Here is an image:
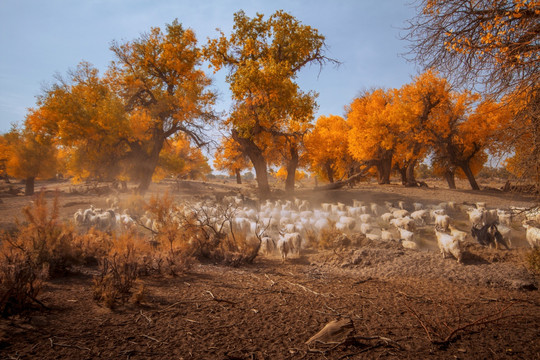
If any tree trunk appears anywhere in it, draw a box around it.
[235,169,242,184]
[134,137,165,194]
[25,177,35,196]
[444,170,456,189]
[376,151,393,185]
[397,166,407,185]
[460,162,480,190]
[250,153,270,197]
[324,163,334,184]
[285,146,299,193]
[405,159,418,186]
[232,131,270,197]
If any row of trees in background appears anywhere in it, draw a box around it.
[1,2,538,196]
[215,70,521,191]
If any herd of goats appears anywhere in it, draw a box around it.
[72,195,540,263]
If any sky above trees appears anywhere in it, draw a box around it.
[0,0,418,133]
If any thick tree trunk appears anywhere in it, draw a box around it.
[376,152,393,185]
[250,153,270,197]
[460,162,480,190]
[25,177,35,196]
[324,163,334,183]
[134,137,165,194]
[405,159,418,186]
[444,171,456,189]
[232,130,270,197]
[235,169,242,184]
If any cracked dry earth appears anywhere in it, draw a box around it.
[0,179,539,359]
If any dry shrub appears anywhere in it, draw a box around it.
[183,201,262,266]
[92,232,151,308]
[142,193,261,268]
[145,193,195,275]
[218,231,261,266]
[0,248,48,317]
[11,192,80,277]
[304,228,319,248]
[317,226,344,249]
[0,192,80,317]
[526,247,540,274]
[73,228,115,266]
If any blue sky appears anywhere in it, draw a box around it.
[0,0,420,134]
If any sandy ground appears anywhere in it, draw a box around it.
[0,178,539,359]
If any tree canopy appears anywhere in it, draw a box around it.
[205,10,337,196]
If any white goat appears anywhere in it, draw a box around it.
[522,222,540,248]
[435,228,462,263]
[434,214,451,231]
[448,225,468,242]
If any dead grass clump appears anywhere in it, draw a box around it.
[525,247,540,274]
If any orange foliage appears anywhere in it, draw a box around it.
[304,115,352,183]
[156,134,211,181]
[1,126,58,180]
[213,137,251,176]
[205,10,335,194]
[347,89,398,162]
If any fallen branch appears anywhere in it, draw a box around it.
[205,290,237,305]
[141,334,160,343]
[49,338,91,351]
[435,302,516,345]
[404,300,518,346]
[313,167,371,191]
[286,280,327,297]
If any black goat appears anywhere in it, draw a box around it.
[471,222,509,249]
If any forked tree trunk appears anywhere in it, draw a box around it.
[460,162,480,190]
[444,170,456,189]
[25,176,35,196]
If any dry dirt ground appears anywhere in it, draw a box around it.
[0,178,539,359]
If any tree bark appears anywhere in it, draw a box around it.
[324,163,334,183]
[232,130,270,197]
[405,159,418,186]
[444,170,456,189]
[460,162,480,190]
[25,177,35,196]
[396,166,407,185]
[235,169,242,184]
[133,136,165,193]
[376,151,393,185]
[285,146,299,193]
